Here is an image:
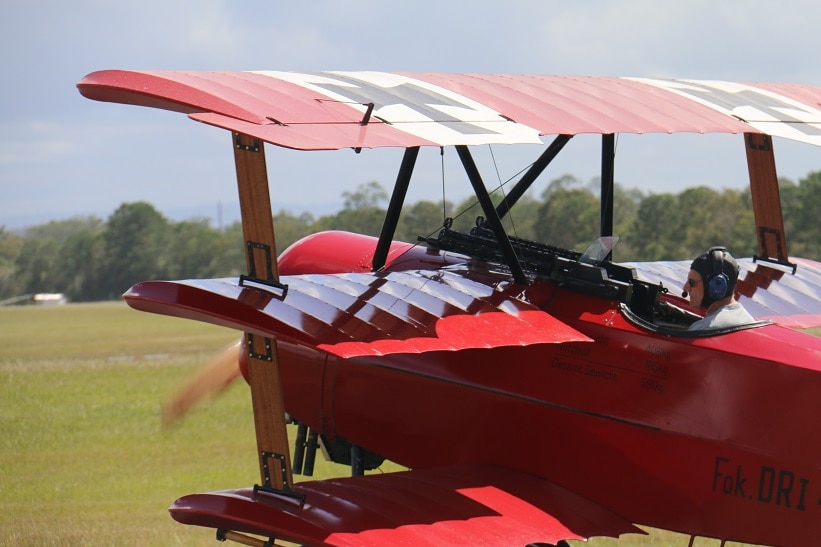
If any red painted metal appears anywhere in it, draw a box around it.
[280,230,821,330]
[124,231,821,546]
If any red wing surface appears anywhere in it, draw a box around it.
[78,71,821,150]
[170,465,642,546]
[124,269,591,358]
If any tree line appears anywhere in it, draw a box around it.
[2,171,820,304]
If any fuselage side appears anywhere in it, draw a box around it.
[278,231,821,546]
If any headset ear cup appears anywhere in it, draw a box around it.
[708,273,728,300]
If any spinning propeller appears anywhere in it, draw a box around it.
[162,338,244,429]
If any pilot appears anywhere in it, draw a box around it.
[683,246,754,330]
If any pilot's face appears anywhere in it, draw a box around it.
[684,270,704,309]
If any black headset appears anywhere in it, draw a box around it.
[706,246,729,301]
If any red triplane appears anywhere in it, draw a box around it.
[79,71,821,546]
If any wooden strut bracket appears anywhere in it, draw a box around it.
[239,240,288,296]
[232,132,295,495]
[216,529,285,547]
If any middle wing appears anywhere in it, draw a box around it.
[124,268,591,358]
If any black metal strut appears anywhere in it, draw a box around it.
[456,145,528,285]
[600,133,615,260]
[373,146,419,271]
[600,134,615,237]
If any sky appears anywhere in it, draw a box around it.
[3,0,821,230]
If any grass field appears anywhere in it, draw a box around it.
[0,302,770,546]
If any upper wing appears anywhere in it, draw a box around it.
[169,464,643,546]
[630,257,821,329]
[124,268,591,359]
[77,71,821,150]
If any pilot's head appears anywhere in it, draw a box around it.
[684,247,740,310]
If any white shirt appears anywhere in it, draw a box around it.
[689,302,755,331]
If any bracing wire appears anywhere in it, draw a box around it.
[388,145,538,264]
[448,149,534,227]
[487,145,518,239]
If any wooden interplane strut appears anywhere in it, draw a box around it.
[744,133,792,268]
[232,132,294,492]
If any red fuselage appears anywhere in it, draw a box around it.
[277,231,821,546]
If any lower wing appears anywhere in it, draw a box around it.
[170,464,643,546]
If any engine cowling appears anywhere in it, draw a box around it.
[278,230,460,276]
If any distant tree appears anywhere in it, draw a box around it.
[789,171,821,258]
[7,167,820,305]
[630,186,755,261]
[12,238,60,296]
[163,218,223,279]
[778,176,801,249]
[446,195,485,233]
[23,217,102,242]
[445,190,520,235]
[53,224,105,301]
[396,200,452,242]
[499,194,541,242]
[629,193,682,260]
[314,181,388,237]
[216,221,246,275]
[9,217,103,300]
[534,175,599,251]
[678,186,755,259]
[342,180,388,210]
[612,185,644,260]
[712,188,756,257]
[99,202,169,300]
[272,210,315,252]
[0,227,25,298]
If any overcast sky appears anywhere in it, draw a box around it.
[3,1,821,230]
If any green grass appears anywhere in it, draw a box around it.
[0,302,771,546]
[1,302,253,545]
[0,302,391,546]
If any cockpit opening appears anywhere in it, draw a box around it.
[419,221,769,337]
